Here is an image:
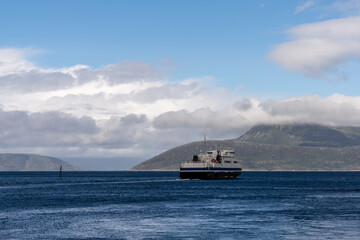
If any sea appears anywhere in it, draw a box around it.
[0,171,359,240]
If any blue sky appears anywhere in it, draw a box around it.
[1,0,360,169]
[2,0,358,96]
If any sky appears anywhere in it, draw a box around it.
[1,0,360,170]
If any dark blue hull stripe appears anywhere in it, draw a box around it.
[180,168,242,171]
[179,171,242,179]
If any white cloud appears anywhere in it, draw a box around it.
[2,93,360,162]
[2,48,360,167]
[268,16,360,79]
[0,48,39,76]
[0,109,98,148]
[259,94,360,126]
[0,70,75,92]
[132,82,198,103]
[73,61,167,85]
[295,1,314,14]
[328,0,360,16]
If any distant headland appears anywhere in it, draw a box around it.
[0,154,80,171]
[131,124,360,171]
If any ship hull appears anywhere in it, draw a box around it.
[179,168,242,180]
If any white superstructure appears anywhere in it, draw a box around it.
[179,149,242,179]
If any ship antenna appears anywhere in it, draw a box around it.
[204,134,207,148]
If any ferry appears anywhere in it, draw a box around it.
[179,149,242,180]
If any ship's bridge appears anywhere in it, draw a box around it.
[204,150,235,157]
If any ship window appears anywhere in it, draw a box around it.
[225,160,231,163]
[233,161,238,163]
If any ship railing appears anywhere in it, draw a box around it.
[181,161,207,166]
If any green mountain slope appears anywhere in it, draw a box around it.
[0,154,80,171]
[238,124,360,147]
[131,125,360,171]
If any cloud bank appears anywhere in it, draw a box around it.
[1,48,360,167]
[268,16,360,79]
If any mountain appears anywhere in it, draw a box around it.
[131,124,360,171]
[239,124,360,147]
[0,154,80,171]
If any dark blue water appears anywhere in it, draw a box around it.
[0,171,359,239]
